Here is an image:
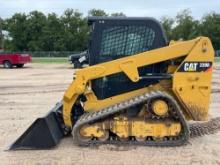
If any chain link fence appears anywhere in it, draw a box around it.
[0,51,80,57]
[2,50,220,58]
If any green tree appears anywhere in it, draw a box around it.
[41,13,64,51]
[200,12,220,50]
[172,9,200,40]
[26,11,47,51]
[4,13,28,51]
[160,16,174,41]
[88,9,108,16]
[61,9,89,51]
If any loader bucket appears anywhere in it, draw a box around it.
[8,102,65,150]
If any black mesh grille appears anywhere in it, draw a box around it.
[100,26,155,58]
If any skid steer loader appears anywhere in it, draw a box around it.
[9,17,215,150]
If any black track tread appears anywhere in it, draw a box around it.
[189,117,220,138]
[72,90,190,147]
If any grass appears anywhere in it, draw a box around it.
[215,57,220,63]
[32,57,220,64]
[32,57,68,64]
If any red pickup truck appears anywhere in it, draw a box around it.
[0,53,32,68]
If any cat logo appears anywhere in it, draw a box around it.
[184,62,198,72]
[178,61,212,72]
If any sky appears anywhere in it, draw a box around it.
[0,0,219,19]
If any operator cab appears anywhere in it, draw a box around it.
[88,17,167,65]
[87,17,168,99]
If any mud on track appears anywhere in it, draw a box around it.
[0,63,220,165]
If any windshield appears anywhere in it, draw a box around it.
[100,25,155,58]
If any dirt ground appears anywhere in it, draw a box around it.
[0,63,220,165]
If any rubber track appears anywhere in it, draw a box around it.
[189,117,220,138]
[72,90,190,147]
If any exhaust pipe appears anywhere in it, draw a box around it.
[8,102,66,150]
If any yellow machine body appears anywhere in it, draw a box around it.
[63,37,214,129]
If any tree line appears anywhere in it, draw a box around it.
[0,9,220,52]
[161,9,220,51]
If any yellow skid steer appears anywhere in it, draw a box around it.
[9,17,215,149]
